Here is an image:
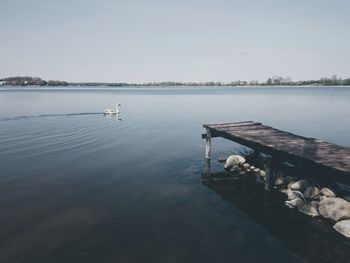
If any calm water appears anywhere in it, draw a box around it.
[1,86,350,263]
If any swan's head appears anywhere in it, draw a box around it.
[116,103,121,107]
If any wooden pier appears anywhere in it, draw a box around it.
[202,121,350,186]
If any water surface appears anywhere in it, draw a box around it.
[1,86,350,263]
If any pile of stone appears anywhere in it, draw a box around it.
[275,176,350,238]
[224,154,266,177]
[222,154,350,239]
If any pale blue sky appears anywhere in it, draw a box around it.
[0,0,349,82]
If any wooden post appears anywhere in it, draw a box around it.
[264,157,275,191]
[205,128,211,159]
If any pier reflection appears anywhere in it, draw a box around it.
[201,159,350,263]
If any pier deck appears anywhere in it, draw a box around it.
[203,121,350,183]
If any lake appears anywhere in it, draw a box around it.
[1,86,350,263]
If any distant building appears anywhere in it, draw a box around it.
[0,81,5,86]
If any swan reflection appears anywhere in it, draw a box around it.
[103,113,122,121]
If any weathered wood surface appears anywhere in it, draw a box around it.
[203,121,350,179]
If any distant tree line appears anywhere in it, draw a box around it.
[262,75,350,86]
[1,75,350,87]
[0,76,68,86]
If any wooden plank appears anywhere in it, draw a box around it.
[202,133,220,139]
[207,123,262,129]
[203,120,254,128]
[204,121,261,129]
[218,125,276,134]
[219,124,311,141]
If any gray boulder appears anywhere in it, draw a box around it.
[290,179,309,191]
[320,195,328,201]
[284,189,305,201]
[287,181,296,189]
[259,170,266,177]
[321,187,336,197]
[298,203,319,217]
[224,154,246,169]
[304,186,320,200]
[218,157,227,163]
[318,197,350,221]
[333,220,350,238]
[274,178,285,187]
[310,200,320,209]
[285,197,303,208]
[230,167,240,172]
[243,163,250,169]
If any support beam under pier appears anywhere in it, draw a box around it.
[205,128,211,159]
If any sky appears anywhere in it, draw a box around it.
[0,0,349,83]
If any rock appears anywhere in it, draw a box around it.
[321,188,336,197]
[254,168,260,173]
[287,181,296,189]
[224,155,246,169]
[274,177,285,185]
[304,186,320,200]
[320,196,328,201]
[218,157,227,163]
[298,203,319,217]
[333,220,350,238]
[290,179,309,191]
[285,197,303,208]
[250,166,255,170]
[285,189,305,201]
[243,163,250,169]
[318,197,350,221]
[274,178,285,187]
[230,167,239,172]
[259,170,266,177]
[310,200,319,209]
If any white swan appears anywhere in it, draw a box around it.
[104,103,121,115]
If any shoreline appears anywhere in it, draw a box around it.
[1,85,350,89]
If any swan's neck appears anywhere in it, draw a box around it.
[115,104,120,114]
